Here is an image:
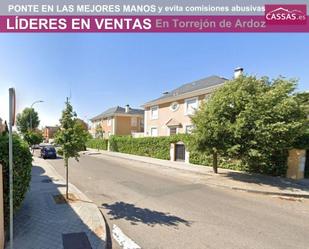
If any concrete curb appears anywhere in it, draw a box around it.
[86,148,309,199]
[206,183,309,199]
[33,157,107,249]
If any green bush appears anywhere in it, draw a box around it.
[190,148,288,175]
[86,138,109,151]
[0,134,32,230]
[293,127,309,150]
[57,147,63,156]
[109,135,190,160]
[189,151,212,165]
[109,135,287,174]
[23,130,43,147]
[189,150,245,171]
[109,135,244,171]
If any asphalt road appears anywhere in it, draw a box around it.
[45,153,309,249]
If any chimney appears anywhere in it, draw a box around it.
[125,104,130,113]
[234,67,244,78]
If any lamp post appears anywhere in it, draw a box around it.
[30,100,43,130]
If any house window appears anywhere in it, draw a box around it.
[185,125,194,134]
[140,119,144,132]
[131,117,137,127]
[150,106,159,119]
[185,97,198,115]
[150,127,158,137]
[170,102,179,112]
[169,127,177,135]
[107,118,112,126]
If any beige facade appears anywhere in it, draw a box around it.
[91,106,144,139]
[43,126,59,142]
[142,71,247,137]
[115,116,143,135]
[142,79,226,137]
[91,118,112,139]
[144,94,209,136]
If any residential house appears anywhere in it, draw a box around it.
[43,126,59,142]
[142,68,243,137]
[90,105,144,139]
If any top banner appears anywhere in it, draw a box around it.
[0,0,308,32]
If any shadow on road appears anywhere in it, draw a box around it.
[101,201,191,227]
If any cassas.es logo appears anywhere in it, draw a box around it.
[265,5,307,25]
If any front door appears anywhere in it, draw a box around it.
[175,144,185,161]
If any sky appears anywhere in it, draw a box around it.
[0,33,308,127]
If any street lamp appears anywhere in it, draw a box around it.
[30,100,44,130]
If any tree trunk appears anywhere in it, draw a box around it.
[65,157,69,199]
[212,151,218,174]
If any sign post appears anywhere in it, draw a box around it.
[8,88,15,249]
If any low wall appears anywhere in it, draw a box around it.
[287,149,306,179]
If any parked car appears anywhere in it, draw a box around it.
[41,145,57,159]
[39,143,49,148]
[31,144,41,149]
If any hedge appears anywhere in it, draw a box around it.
[108,135,247,171]
[86,135,293,175]
[109,135,189,160]
[0,134,32,230]
[86,138,108,151]
[189,150,245,171]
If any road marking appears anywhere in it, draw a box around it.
[112,224,141,249]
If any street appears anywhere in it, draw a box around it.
[47,153,309,249]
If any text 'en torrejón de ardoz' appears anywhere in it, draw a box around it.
[0,4,308,32]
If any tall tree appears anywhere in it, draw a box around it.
[16,107,40,133]
[1,121,9,135]
[293,91,309,150]
[190,92,233,173]
[295,91,309,115]
[55,99,90,198]
[191,76,307,175]
[76,118,89,131]
[24,131,44,153]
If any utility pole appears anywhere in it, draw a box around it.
[8,88,16,249]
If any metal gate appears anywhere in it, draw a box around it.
[175,144,185,161]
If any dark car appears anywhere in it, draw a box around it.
[31,144,41,150]
[41,145,57,159]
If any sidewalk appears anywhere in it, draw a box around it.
[7,157,106,249]
[87,149,309,199]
